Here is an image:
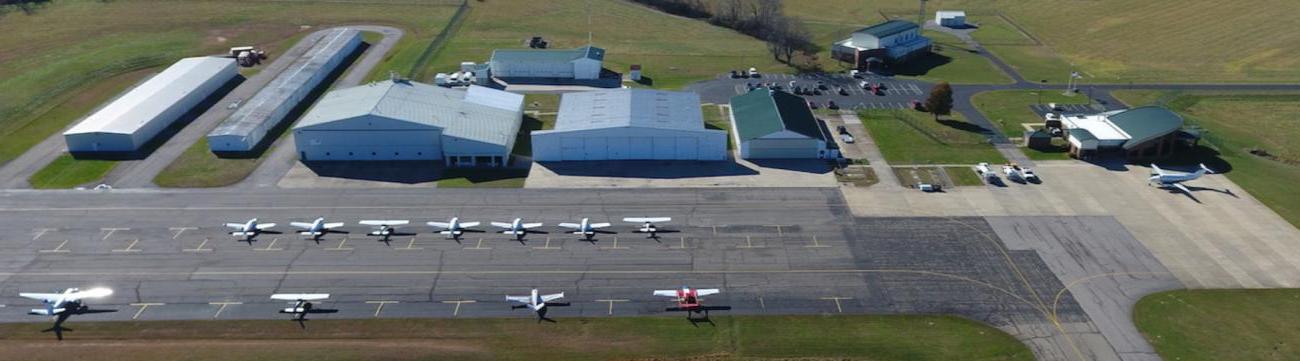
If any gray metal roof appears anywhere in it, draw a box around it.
[209,28,360,138]
[65,57,235,135]
[295,80,524,146]
[855,20,919,38]
[549,89,705,132]
[491,45,605,64]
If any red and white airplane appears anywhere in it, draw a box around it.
[653,286,720,317]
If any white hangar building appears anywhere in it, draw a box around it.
[488,45,604,80]
[292,79,524,167]
[64,56,237,153]
[531,89,727,162]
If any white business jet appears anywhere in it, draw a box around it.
[1150,163,1214,194]
[291,218,345,241]
[492,218,543,241]
[225,218,276,241]
[558,218,611,241]
[427,217,480,240]
[359,220,409,242]
[624,217,671,238]
[506,288,565,322]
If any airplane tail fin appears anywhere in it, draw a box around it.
[1200,163,1214,174]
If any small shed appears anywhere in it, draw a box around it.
[936,11,967,28]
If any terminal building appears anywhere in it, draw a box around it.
[207,28,361,153]
[64,57,237,153]
[531,89,727,162]
[292,79,524,167]
[1059,106,1185,160]
[831,20,931,70]
[729,89,834,159]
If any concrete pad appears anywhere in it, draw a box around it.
[524,159,836,188]
[277,162,438,188]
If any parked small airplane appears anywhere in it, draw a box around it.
[225,218,276,241]
[427,217,480,240]
[558,218,611,241]
[20,287,115,340]
[654,286,722,319]
[624,217,671,238]
[272,293,330,326]
[506,288,565,322]
[975,162,999,183]
[290,218,344,240]
[1150,163,1214,194]
[359,220,409,242]
[492,218,543,240]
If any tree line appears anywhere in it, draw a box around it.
[630,0,818,66]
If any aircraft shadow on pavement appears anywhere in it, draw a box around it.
[43,308,118,341]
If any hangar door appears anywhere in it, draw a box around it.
[747,138,819,159]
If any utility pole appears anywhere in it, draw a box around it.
[918,0,927,24]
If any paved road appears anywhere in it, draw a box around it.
[0,187,1171,361]
[103,26,404,189]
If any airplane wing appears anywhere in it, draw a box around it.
[322,222,345,229]
[29,308,63,316]
[270,293,329,301]
[652,290,679,297]
[695,289,721,297]
[360,220,408,226]
[1172,183,1192,194]
[624,217,671,223]
[459,222,480,228]
[255,223,277,230]
[541,292,565,302]
[557,223,580,229]
[290,222,314,229]
[590,223,611,229]
[18,293,61,302]
[68,288,113,300]
[505,295,530,303]
[490,222,513,229]
[427,222,450,228]
[521,223,543,229]
[1151,164,1168,176]
[224,223,246,229]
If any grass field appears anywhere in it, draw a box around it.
[426,0,787,90]
[945,166,986,186]
[858,109,1006,165]
[1112,90,1300,228]
[0,315,1031,361]
[784,0,1300,83]
[27,153,115,189]
[702,104,736,150]
[1134,289,1300,361]
[152,138,259,188]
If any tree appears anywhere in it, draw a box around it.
[925,82,954,120]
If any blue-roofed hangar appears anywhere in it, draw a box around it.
[530,89,727,162]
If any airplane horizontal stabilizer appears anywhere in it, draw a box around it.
[271,293,329,301]
[624,217,671,223]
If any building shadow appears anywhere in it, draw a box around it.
[537,160,761,179]
[936,118,990,135]
[888,52,953,77]
[745,159,834,173]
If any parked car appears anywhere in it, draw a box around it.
[850,69,863,79]
[859,81,870,89]
[748,67,760,78]
[808,100,819,109]
[827,100,839,109]
[836,125,849,134]
[730,70,741,78]
[840,133,855,143]
[816,81,828,90]
[812,89,823,96]
[838,87,849,96]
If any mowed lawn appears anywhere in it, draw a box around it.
[803,22,1011,85]
[858,109,1006,165]
[27,153,115,189]
[425,0,786,90]
[784,0,1300,83]
[1134,289,1300,361]
[0,315,1031,361]
[971,90,1093,160]
[153,138,258,188]
[1112,90,1300,228]
[0,0,457,166]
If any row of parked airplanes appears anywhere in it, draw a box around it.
[226,216,676,242]
[18,285,725,339]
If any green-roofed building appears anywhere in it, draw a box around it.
[831,20,931,70]
[489,45,605,80]
[1060,106,1184,160]
[729,89,833,159]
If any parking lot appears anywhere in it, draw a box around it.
[688,72,933,111]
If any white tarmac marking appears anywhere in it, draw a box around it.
[532,237,561,250]
[32,228,55,241]
[821,297,852,313]
[209,302,241,319]
[185,238,212,252]
[805,234,831,248]
[594,299,629,315]
[130,303,164,320]
[39,240,70,253]
[398,237,422,250]
[170,227,196,240]
[738,236,765,249]
[327,237,354,251]
[600,236,628,250]
[112,239,141,253]
[465,238,491,250]
[100,228,128,240]
[366,301,398,317]
[255,238,282,251]
[441,300,475,316]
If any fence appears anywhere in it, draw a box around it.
[406,0,470,81]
